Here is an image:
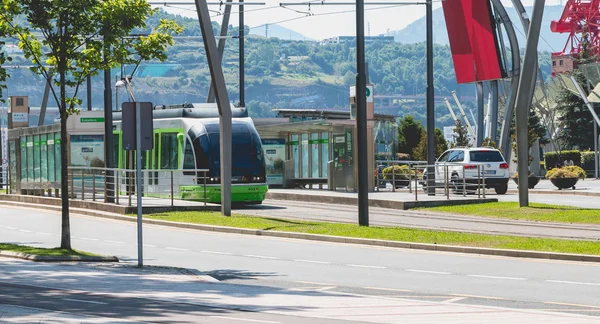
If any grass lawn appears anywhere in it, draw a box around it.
[418,202,600,224]
[0,243,99,257]
[139,211,600,256]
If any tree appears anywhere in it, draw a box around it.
[412,128,448,161]
[0,0,182,250]
[397,115,424,155]
[450,119,470,148]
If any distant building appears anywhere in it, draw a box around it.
[3,44,22,54]
[319,35,395,45]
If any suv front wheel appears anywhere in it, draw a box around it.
[494,183,508,195]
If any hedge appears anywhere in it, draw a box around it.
[544,150,581,169]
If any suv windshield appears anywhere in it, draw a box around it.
[469,150,504,162]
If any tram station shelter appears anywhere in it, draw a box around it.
[254,109,397,191]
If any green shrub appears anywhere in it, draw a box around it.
[382,165,415,180]
[546,165,586,179]
[544,150,581,168]
[581,151,596,172]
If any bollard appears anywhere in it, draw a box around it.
[482,165,486,198]
[128,170,132,207]
[462,167,466,197]
[445,166,449,200]
[414,166,419,201]
[171,170,174,207]
[408,164,412,194]
[477,165,481,199]
[392,165,396,192]
[92,174,96,202]
[81,169,85,200]
[203,170,207,206]
[116,170,119,205]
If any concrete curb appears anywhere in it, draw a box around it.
[3,201,600,264]
[507,188,600,197]
[265,192,498,209]
[0,250,119,262]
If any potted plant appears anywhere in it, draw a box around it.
[512,171,540,189]
[382,165,414,189]
[545,165,585,190]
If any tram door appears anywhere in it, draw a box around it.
[332,134,352,189]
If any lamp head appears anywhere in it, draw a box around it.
[115,79,126,88]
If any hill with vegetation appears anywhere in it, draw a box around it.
[2,10,552,129]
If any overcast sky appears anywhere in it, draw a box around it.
[154,1,564,40]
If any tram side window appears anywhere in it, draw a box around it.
[183,138,195,170]
[160,133,178,169]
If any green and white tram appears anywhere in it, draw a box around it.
[113,106,268,204]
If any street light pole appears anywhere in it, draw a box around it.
[356,0,369,226]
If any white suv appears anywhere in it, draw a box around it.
[421,147,510,194]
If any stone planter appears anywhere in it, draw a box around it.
[511,176,540,189]
[550,177,579,190]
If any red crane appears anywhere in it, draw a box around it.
[550,0,600,75]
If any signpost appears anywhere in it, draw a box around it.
[122,102,153,267]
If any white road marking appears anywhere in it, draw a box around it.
[467,274,527,281]
[63,298,107,305]
[451,293,506,300]
[363,287,413,293]
[36,232,53,236]
[143,244,157,248]
[244,255,278,260]
[347,264,387,269]
[405,269,451,275]
[294,281,334,286]
[545,301,600,309]
[201,250,233,255]
[546,280,600,286]
[293,259,331,264]
[443,297,468,303]
[104,240,125,244]
[78,237,98,241]
[17,229,32,233]
[5,227,16,230]
[209,316,279,323]
[165,247,189,251]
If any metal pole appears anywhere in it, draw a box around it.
[171,170,174,207]
[426,0,435,196]
[207,0,233,103]
[356,0,369,226]
[594,123,598,179]
[204,170,207,206]
[104,62,115,203]
[451,91,476,138]
[476,82,484,146]
[115,169,119,205]
[514,0,545,207]
[87,74,92,111]
[490,80,499,142]
[39,69,52,127]
[239,0,245,107]
[135,102,143,267]
[195,0,233,216]
[444,98,459,123]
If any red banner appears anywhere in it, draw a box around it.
[442,0,504,83]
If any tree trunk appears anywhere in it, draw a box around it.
[59,64,71,250]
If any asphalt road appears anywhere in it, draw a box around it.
[0,282,359,324]
[2,206,600,319]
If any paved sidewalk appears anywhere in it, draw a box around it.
[1,258,600,324]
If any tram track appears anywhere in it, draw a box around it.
[237,199,600,241]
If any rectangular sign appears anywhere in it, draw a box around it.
[80,117,105,123]
[262,138,286,186]
[70,134,104,168]
[12,113,28,123]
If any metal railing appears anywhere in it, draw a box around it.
[67,167,211,207]
[374,162,489,200]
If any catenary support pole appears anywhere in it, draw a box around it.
[426,0,435,195]
[239,0,245,107]
[514,0,545,207]
[356,0,369,226]
[595,122,598,179]
[207,0,233,103]
[135,102,143,267]
[87,74,92,111]
[38,71,51,127]
[476,82,484,146]
[103,62,115,203]
[490,80,499,142]
[195,0,232,215]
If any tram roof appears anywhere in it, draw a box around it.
[112,104,248,121]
